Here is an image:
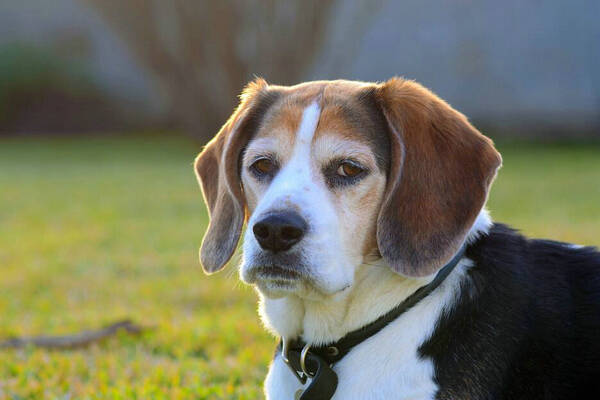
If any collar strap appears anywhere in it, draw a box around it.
[280,244,466,399]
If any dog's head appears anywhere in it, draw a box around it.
[194,78,501,298]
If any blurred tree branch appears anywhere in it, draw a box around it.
[0,320,149,349]
[84,0,343,142]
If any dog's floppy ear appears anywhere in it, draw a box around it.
[194,79,279,274]
[374,78,502,277]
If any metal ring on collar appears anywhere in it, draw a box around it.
[282,338,308,384]
[300,343,314,377]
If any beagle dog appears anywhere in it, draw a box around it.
[194,78,600,399]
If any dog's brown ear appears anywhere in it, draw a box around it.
[374,78,502,277]
[194,79,279,274]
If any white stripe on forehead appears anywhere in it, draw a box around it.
[294,100,321,151]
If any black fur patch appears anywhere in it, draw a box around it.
[420,223,600,399]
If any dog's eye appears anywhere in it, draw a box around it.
[250,157,277,178]
[324,159,368,188]
[337,161,364,178]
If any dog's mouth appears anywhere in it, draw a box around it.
[250,264,302,283]
[245,263,308,297]
[242,253,352,298]
[243,251,307,285]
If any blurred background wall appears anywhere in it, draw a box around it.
[1,0,598,141]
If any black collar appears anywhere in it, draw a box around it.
[279,244,467,400]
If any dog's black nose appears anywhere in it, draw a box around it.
[253,212,307,253]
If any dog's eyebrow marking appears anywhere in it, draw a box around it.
[314,136,376,166]
[244,137,280,161]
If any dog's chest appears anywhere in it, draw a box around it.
[265,309,441,399]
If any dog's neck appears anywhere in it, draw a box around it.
[257,210,492,345]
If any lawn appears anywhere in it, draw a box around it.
[0,136,598,399]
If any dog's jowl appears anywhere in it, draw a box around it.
[194,78,600,400]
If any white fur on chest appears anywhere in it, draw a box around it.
[264,260,472,400]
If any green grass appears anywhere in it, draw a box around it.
[0,136,598,399]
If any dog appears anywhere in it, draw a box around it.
[194,78,600,399]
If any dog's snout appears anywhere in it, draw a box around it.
[253,212,307,253]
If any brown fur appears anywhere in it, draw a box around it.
[374,78,502,276]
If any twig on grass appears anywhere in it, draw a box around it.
[0,319,149,349]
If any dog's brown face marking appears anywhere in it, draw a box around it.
[195,78,501,291]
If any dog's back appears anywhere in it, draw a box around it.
[422,223,600,399]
